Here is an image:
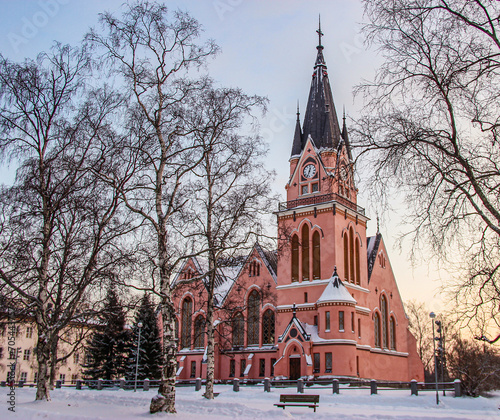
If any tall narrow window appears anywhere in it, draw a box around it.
[351,312,355,333]
[181,297,192,349]
[240,359,246,377]
[302,225,310,281]
[291,235,299,282]
[313,353,320,373]
[191,361,196,378]
[339,311,345,331]
[194,315,205,348]
[390,317,396,350]
[374,312,381,348]
[232,313,244,347]
[262,309,275,345]
[381,295,388,348]
[325,311,330,331]
[259,359,265,377]
[325,353,332,373]
[229,360,235,377]
[355,238,360,285]
[349,227,354,283]
[343,233,349,282]
[358,318,361,338]
[247,290,260,346]
[313,231,321,280]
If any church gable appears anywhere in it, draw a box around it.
[278,310,311,343]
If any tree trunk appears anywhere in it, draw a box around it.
[49,336,59,390]
[204,276,215,399]
[35,325,52,401]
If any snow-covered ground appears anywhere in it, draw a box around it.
[5,384,500,419]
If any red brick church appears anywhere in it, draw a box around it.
[171,25,424,382]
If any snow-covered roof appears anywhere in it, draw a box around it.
[317,270,357,305]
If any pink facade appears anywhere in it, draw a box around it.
[171,30,424,383]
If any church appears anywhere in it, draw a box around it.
[171,25,424,383]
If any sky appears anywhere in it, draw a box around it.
[0,0,448,311]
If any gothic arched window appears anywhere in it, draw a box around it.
[355,237,360,285]
[194,315,205,348]
[232,313,244,347]
[349,227,354,283]
[181,297,192,349]
[380,295,388,348]
[390,316,396,350]
[291,234,299,282]
[374,312,381,348]
[313,231,321,280]
[302,225,310,281]
[343,232,349,282]
[247,290,261,346]
[262,309,275,345]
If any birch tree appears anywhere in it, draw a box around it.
[0,44,130,401]
[355,0,500,331]
[86,2,218,413]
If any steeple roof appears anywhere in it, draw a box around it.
[341,109,353,161]
[291,103,303,156]
[295,19,343,155]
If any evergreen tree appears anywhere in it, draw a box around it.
[83,288,131,380]
[126,293,163,380]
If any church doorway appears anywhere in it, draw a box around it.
[289,357,301,380]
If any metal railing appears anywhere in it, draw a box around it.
[278,193,365,215]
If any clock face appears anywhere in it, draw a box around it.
[303,164,316,178]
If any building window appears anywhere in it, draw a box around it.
[291,234,299,282]
[232,313,244,347]
[26,327,33,339]
[0,347,3,359]
[74,352,80,365]
[181,297,193,349]
[20,372,27,383]
[339,311,345,331]
[351,313,355,333]
[381,295,388,348]
[313,353,320,373]
[302,224,310,281]
[194,315,205,348]
[190,361,196,378]
[59,374,66,384]
[240,359,246,377]
[374,312,381,348]
[247,290,260,346]
[249,261,261,277]
[23,349,30,361]
[259,359,265,377]
[314,315,318,327]
[355,238,360,285]
[325,311,330,331]
[229,359,235,377]
[304,292,308,303]
[343,233,349,282]
[358,318,361,338]
[271,358,276,377]
[325,353,332,373]
[390,317,396,350]
[301,185,308,195]
[349,227,354,283]
[34,372,38,383]
[312,231,321,280]
[262,309,275,345]
[312,183,319,193]
[71,374,77,384]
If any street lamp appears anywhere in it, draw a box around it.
[429,312,439,405]
[134,321,143,392]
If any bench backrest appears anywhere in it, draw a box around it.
[280,394,320,403]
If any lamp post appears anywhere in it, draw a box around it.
[429,312,439,405]
[134,321,143,392]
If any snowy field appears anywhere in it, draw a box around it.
[4,384,500,419]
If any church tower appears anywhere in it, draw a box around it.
[275,20,407,379]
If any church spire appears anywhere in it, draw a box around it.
[299,18,343,154]
[341,107,353,160]
[291,100,303,156]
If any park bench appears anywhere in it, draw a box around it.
[274,394,320,412]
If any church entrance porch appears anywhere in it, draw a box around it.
[289,357,301,380]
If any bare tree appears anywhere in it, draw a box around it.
[0,44,130,401]
[86,2,218,413]
[179,86,272,399]
[405,300,434,374]
[354,0,500,331]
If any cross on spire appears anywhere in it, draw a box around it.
[317,15,323,48]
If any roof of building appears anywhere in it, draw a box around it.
[367,233,383,282]
[317,268,357,305]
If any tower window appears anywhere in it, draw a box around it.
[312,183,319,193]
[291,235,299,282]
[312,231,321,280]
[302,225,310,281]
[301,185,308,195]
